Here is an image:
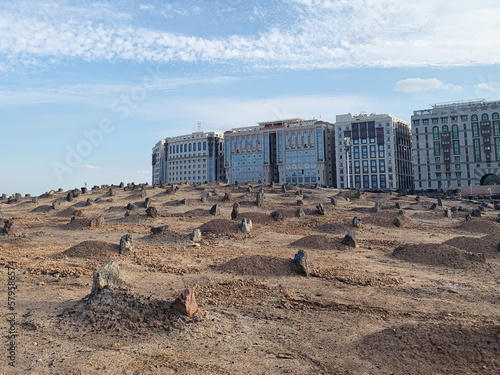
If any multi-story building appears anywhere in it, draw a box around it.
[224,119,336,186]
[152,139,166,185]
[335,113,413,190]
[412,99,500,189]
[152,131,225,185]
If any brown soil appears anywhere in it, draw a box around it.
[1,184,499,375]
[59,240,121,261]
[443,236,500,258]
[217,255,294,277]
[198,219,241,235]
[392,243,485,269]
[455,219,500,233]
[289,234,346,250]
[359,323,500,374]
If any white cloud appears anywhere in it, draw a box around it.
[138,170,150,174]
[0,1,499,70]
[474,82,500,100]
[78,165,100,170]
[139,4,155,11]
[395,78,463,93]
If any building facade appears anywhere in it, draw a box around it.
[335,113,413,190]
[152,131,225,185]
[224,119,336,186]
[152,139,166,185]
[412,99,500,189]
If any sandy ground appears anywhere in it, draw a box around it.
[0,183,499,374]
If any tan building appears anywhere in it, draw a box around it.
[412,99,500,189]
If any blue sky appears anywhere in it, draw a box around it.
[1,0,500,195]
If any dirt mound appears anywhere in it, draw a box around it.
[136,230,190,246]
[184,208,211,217]
[362,211,419,228]
[58,288,202,335]
[30,204,54,213]
[217,255,293,277]
[59,240,120,261]
[392,243,485,269]
[198,219,240,235]
[55,207,82,217]
[289,235,345,250]
[481,232,500,243]
[311,267,401,286]
[443,236,500,258]
[359,323,500,375]
[61,217,91,230]
[314,222,350,234]
[234,212,275,225]
[196,278,284,308]
[455,219,500,234]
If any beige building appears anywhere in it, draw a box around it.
[412,99,500,189]
[152,131,225,185]
[224,119,336,186]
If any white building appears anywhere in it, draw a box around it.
[152,139,166,185]
[224,119,336,186]
[412,99,500,189]
[152,131,225,185]
[335,113,413,190]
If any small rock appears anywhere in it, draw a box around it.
[395,202,403,210]
[146,206,159,218]
[200,196,207,203]
[119,234,134,255]
[256,190,264,207]
[297,200,304,206]
[86,198,94,206]
[91,261,121,295]
[444,209,452,218]
[437,198,443,207]
[231,202,240,220]
[292,249,309,276]
[270,211,284,222]
[296,207,305,217]
[72,209,84,217]
[471,208,482,217]
[394,215,405,227]
[372,201,381,213]
[89,215,105,228]
[316,203,325,215]
[210,204,221,216]
[330,197,337,205]
[341,233,358,248]
[430,203,437,210]
[352,217,362,228]
[222,192,233,202]
[144,197,152,208]
[192,228,202,242]
[109,188,115,197]
[151,225,168,234]
[173,289,200,317]
[468,252,485,262]
[3,219,17,235]
[32,196,38,204]
[126,203,138,211]
[465,213,472,221]
[241,218,253,233]
[72,189,82,198]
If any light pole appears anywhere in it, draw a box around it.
[344,136,351,188]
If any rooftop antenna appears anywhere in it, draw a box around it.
[197,121,201,132]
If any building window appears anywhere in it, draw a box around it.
[472,114,478,121]
[495,138,500,161]
[493,113,499,120]
[474,139,481,161]
[434,142,441,156]
[413,120,420,125]
[432,118,439,124]
[442,125,449,132]
[494,121,500,136]
[433,127,439,140]
[473,123,479,137]
[452,124,459,138]
[482,113,489,121]
[453,140,460,155]
[461,115,468,121]
[441,117,448,123]
[422,119,429,124]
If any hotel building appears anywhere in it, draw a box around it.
[224,119,336,186]
[335,113,413,190]
[152,131,225,184]
[412,99,500,189]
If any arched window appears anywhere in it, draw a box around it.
[472,114,478,121]
[452,124,459,138]
[493,112,499,119]
[442,125,449,132]
[482,113,489,121]
[433,126,439,140]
